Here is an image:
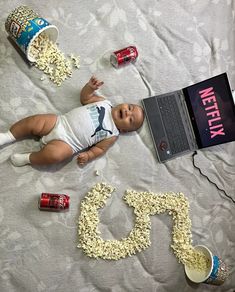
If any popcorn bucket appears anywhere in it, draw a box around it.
[5,5,58,62]
[184,245,229,286]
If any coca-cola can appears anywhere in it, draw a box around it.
[110,46,138,68]
[39,193,70,212]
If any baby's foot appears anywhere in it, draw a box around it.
[10,153,31,166]
[0,131,16,146]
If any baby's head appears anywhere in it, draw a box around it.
[111,103,144,132]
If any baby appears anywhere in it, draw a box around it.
[0,76,144,167]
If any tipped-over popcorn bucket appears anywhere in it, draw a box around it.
[184,245,229,286]
[5,5,58,62]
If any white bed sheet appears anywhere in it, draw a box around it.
[0,0,235,291]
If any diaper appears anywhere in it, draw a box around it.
[40,115,81,153]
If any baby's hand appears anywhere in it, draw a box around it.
[88,76,104,90]
[77,152,89,165]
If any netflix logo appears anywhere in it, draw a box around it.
[199,87,225,139]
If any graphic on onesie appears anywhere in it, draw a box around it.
[91,106,113,138]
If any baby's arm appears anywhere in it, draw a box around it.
[77,136,118,165]
[80,76,105,105]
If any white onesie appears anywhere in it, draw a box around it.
[41,100,119,153]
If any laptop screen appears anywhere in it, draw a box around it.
[183,73,235,148]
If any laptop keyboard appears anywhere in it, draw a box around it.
[157,95,190,154]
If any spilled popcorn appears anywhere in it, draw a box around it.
[29,32,80,86]
[77,183,209,271]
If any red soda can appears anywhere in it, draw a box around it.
[39,193,70,212]
[110,46,138,68]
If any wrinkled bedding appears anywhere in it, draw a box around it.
[0,0,235,291]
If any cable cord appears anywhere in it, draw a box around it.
[192,151,235,204]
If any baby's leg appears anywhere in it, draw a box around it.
[11,140,74,166]
[0,114,57,147]
[10,114,57,139]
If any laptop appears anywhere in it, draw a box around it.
[142,73,235,162]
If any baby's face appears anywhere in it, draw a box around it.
[111,103,144,132]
